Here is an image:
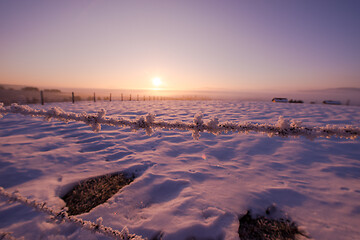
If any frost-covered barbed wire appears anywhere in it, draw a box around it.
[0,187,145,240]
[0,103,359,140]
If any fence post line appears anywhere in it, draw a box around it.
[110,93,112,102]
[93,92,96,102]
[40,90,44,105]
[72,92,75,104]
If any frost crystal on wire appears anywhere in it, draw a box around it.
[0,103,358,140]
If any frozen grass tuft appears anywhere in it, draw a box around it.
[62,173,135,215]
[238,210,308,240]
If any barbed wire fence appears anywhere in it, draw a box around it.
[0,103,359,239]
[0,103,359,140]
[0,187,144,240]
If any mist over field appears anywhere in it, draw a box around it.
[2,83,359,106]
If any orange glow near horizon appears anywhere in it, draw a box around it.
[0,1,359,91]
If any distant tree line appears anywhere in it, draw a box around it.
[44,89,61,93]
[20,86,61,93]
[22,87,39,91]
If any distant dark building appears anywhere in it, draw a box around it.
[272,98,288,103]
[289,99,304,103]
[323,100,341,105]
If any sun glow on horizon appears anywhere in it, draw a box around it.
[151,77,164,90]
[152,77,162,87]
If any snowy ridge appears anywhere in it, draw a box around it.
[0,103,359,139]
[0,187,145,240]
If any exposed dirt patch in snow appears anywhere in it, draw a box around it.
[238,210,308,240]
[61,173,135,215]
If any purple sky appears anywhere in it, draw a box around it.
[0,0,359,91]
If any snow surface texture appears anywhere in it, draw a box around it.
[0,100,359,240]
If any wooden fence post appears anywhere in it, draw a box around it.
[72,92,75,104]
[137,94,139,101]
[40,91,44,105]
[129,94,131,101]
[93,92,96,102]
[110,93,112,102]
[121,93,123,101]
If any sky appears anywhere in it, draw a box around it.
[0,0,359,92]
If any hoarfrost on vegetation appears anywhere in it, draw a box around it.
[0,103,359,139]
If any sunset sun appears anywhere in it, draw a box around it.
[152,77,162,87]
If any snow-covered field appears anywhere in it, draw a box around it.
[0,100,359,240]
